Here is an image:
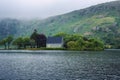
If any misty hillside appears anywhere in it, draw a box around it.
[20,0,120,36]
[0,0,120,48]
[32,0,120,35]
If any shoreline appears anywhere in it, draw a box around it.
[0,48,119,51]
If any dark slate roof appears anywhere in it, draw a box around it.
[47,37,63,44]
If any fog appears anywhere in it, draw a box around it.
[0,0,116,19]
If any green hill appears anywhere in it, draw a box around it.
[0,0,120,48]
[29,0,120,35]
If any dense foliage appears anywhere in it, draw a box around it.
[54,33,104,50]
[30,29,46,48]
[0,36,13,49]
[0,32,104,51]
[13,37,30,49]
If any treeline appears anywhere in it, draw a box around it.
[0,36,30,49]
[54,32,104,51]
[0,36,13,49]
[0,31,104,51]
[0,29,46,49]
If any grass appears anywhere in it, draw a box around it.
[26,47,66,50]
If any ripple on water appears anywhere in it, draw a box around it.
[0,50,119,80]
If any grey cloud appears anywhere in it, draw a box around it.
[0,0,116,19]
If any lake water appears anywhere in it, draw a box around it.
[0,50,120,80]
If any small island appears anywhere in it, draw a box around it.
[0,29,104,51]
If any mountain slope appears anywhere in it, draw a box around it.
[0,19,21,39]
[21,0,119,36]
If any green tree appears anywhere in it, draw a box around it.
[30,29,39,48]
[89,38,104,50]
[30,39,36,48]
[13,37,23,49]
[30,29,38,41]
[94,39,104,48]
[67,41,79,50]
[30,29,47,48]
[0,38,7,49]
[6,36,13,49]
[77,37,85,50]
[54,33,83,48]
[23,37,30,48]
[54,33,104,50]
[54,32,68,38]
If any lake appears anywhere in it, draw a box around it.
[0,50,120,80]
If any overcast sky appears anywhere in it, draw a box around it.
[0,0,116,19]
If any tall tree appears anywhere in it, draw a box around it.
[67,41,79,50]
[36,34,46,48]
[6,36,13,49]
[13,37,23,49]
[30,29,38,41]
[30,29,46,48]
[30,39,36,48]
[23,37,30,48]
[30,29,38,47]
[0,38,7,49]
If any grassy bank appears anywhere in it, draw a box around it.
[25,47,104,51]
[25,47,66,50]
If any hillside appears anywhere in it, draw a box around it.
[0,19,20,39]
[31,0,120,35]
[0,0,120,48]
